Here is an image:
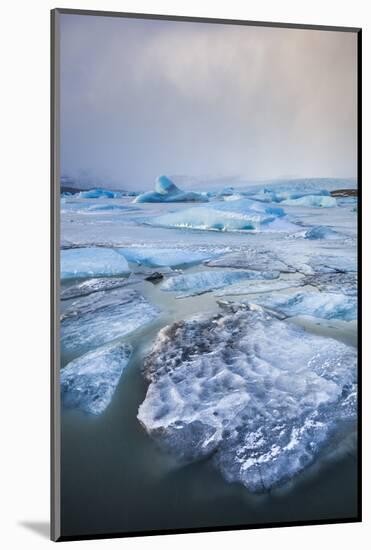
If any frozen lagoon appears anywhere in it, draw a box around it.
[60,180,358,532]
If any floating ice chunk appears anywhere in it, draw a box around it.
[78,188,122,199]
[149,199,298,233]
[61,247,130,280]
[304,226,342,240]
[138,308,356,491]
[134,175,209,203]
[205,248,295,272]
[115,247,217,268]
[250,188,331,204]
[61,288,160,355]
[161,269,280,297]
[253,291,357,321]
[60,275,140,301]
[281,195,337,208]
[61,341,132,415]
[303,273,357,296]
[223,194,244,201]
[215,278,304,297]
[83,204,138,213]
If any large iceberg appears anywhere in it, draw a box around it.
[61,247,130,280]
[78,188,122,199]
[61,341,132,415]
[149,199,298,233]
[134,175,209,203]
[137,307,357,491]
[61,288,160,355]
[115,247,218,268]
[161,269,280,297]
[253,291,357,321]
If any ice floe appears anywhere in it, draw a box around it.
[161,269,280,297]
[149,199,298,233]
[61,247,130,280]
[78,188,122,199]
[137,307,357,491]
[309,254,357,273]
[61,341,132,415]
[252,291,357,321]
[215,278,304,297]
[205,248,295,272]
[303,272,357,297]
[61,288,160,355]
[134,175,209,203]
[115,247,218,268]
[281,195,337,208]
[60,275,140,301]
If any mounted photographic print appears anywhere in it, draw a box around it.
[51,8,361,541]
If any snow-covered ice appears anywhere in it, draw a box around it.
[61,341,132,415]
[205,248,295,272]
[161,269,280,297]
[252,291,357,321]
[134,175,209,203]
[137,307,357,491]
[61,247,130,280]
[61,288,160,355]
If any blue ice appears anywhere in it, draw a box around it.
[61,247,130,280]
[78,188,122,199]
[115,247,218,268]
[134,175,209,203]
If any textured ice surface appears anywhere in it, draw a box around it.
[134,175,209,203]
[78,188,122,199]
[161,270,280,296]
[281,195,337,208]
[61,247,130,280]
[205,248,295,272]
[61,288,160,355]
[304,226,342,240]
[253,291,357,321]
[61,341,132,415]
[303,273,357,297]
[309,255,357,273]
[115,247,216,268]
[60,275,140,301]
[215,278,304,297]
[149,199,298,233]
[137,308,357,491]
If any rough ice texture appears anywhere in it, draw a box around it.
[281,195,337,208]
[61,288,160,355]
[149,199,298,233]
[134,175,209,203]
[137,308,357,492]
[161,270,280,297]
[215,279,304,297]
[60,275,140,301]
[61,247,130,280]
[253,291,357,321]
[309,255,357,273]
[205,248,295,273]
[303,273,357,297]
[61,341,132,415]
[304,226,342,240]
[115,247,216,268]
[78,188,122,199]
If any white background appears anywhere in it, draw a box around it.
[0,0,368,548]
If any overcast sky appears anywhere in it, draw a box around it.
[60,14,357,190]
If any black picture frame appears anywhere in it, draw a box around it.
[51,8,362,542]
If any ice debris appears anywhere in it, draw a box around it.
[134,175,209,203]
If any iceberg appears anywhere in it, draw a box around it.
[161,269,280,297]
[303,226,342,240]
[149,199,298,233]
[61,247,130,280]
[78,188,122,199]
[115,247,217,268]
[303,272,357,297]
[60,275,140,301]
[134,175,209,203]
[205,248,295,272]
[215,278,304,297]
[253,291,357,321]
[281,195,337,208]
[137,307,357,491]
[61,341,132,415]
[61,288,160,355]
